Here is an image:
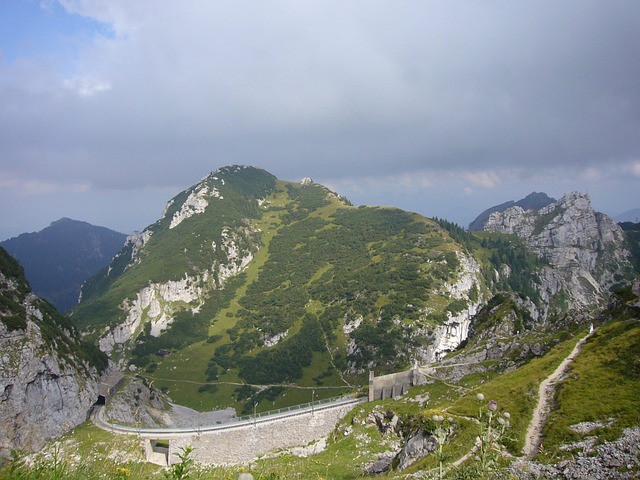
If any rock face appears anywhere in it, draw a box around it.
[396,431,438,470]
[418,252,485,363]
[167,174,224,230]
[0,248,104,456]
[469,192,556,232]
[484,192,632,311]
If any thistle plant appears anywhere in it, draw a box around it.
[432,413,455,479]
[475,394,511,479]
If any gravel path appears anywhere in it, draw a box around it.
[522,333,590,457]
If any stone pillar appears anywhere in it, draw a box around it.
[368,371,375,402]
[144,439,152,463]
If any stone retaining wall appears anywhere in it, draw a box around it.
[149,402,358,465]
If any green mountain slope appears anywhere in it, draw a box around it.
[71,167,631,415]
[73,166,485,411]
[5,284,638,479]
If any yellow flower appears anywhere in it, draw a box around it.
[114,466,131,478]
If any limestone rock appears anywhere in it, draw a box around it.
[484,192,633,311]
[365,453,395,475]
[0,294,100,456]
[417,251,485,363]
[396,430,438,470]
[98,224,260,357]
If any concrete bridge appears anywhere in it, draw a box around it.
[92,396,365,466]
[91,365,428,466]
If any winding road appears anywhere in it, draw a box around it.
[91,395,365,439]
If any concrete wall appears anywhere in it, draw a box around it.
[368,367,433,401]
[145,402,358,465]
[368,369,413,401]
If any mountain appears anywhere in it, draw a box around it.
[0,247,108,456]
[71,166,634,416]
[1,218,127,312]
[468,192,556,231]
[482,192,634,313]
[2,167,638,477]
[616,208,640,223]
[73,166,489,411]
[6,278,639,478]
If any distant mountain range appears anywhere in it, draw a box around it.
[616,208,640,223]
[0,218,126,312]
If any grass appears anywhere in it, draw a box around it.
[5,313,638,479]
[0,422,161,479]
[447,330,586,454]
[540,317,640,459]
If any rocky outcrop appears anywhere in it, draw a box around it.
[418,252,484,363]
[469,192,556,232]
[358,406,449,473]
[1,260,102,456]
[396,431,438,470]
[168,175,224,230]
[99,274,204,354]
[99,224,260,356]
[510,427,640,480]
[484,192,632,311]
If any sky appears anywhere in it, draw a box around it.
[1,0,640,240]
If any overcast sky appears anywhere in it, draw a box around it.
[1,0,639,240]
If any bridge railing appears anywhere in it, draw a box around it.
[93,393,366,435]
[234,394,359,423]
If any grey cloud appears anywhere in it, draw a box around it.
[1,1,639,239]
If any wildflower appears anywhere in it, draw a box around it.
[476,393,485,401]
[497,417,505,426]
[503,412,510,419]
[114,466,131,478]
[488,400,498,412]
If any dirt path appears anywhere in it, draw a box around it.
[522,333,590,457]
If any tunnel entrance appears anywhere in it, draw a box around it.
[97,372,124,406]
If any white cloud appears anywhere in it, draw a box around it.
[0,174,90,195]
[63,76,111,97]
[462,171,500,188]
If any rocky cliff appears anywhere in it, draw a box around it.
[468,192,556,232]
[0,247,106,456]
[483,192,632,312]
